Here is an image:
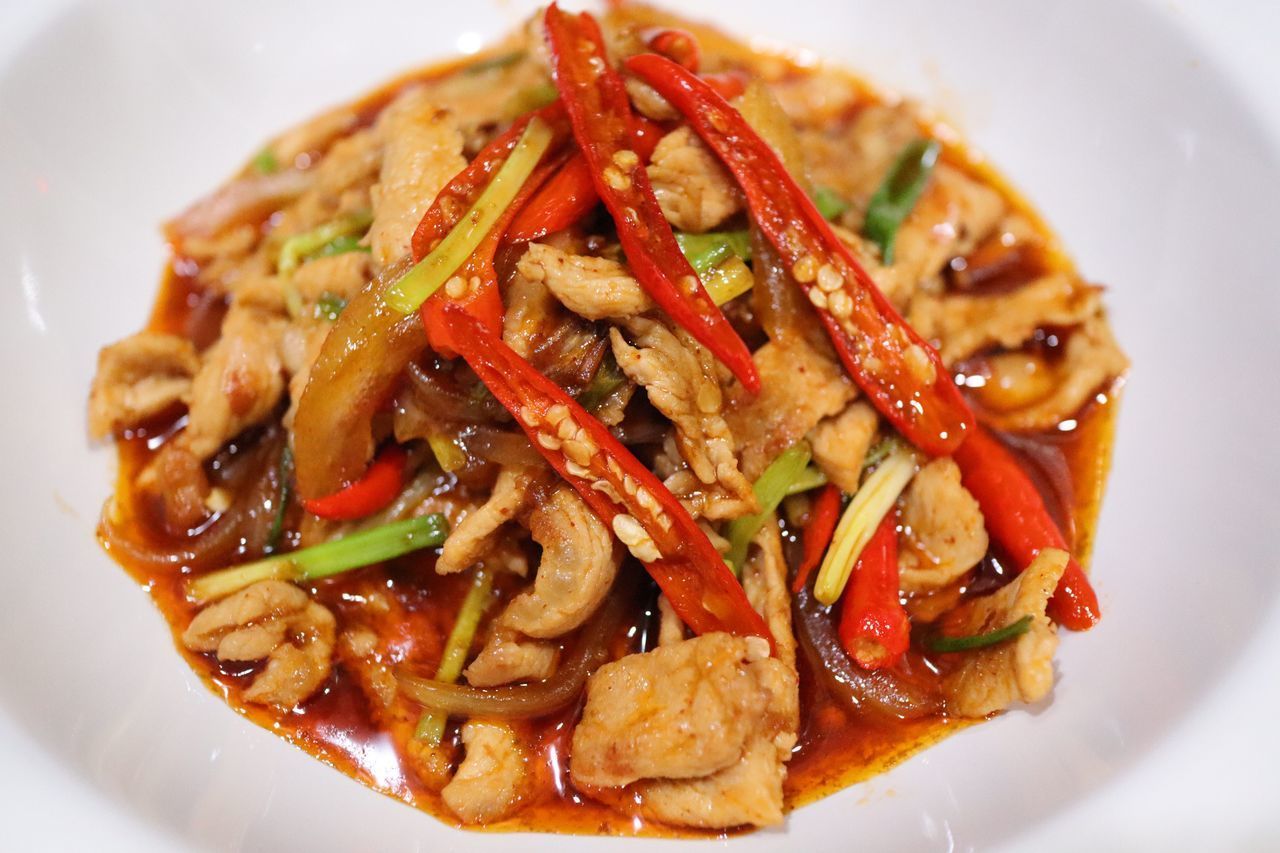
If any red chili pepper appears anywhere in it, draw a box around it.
[792,483,842,594]
[506,115,662,244]
[641,27,701,71]
[543,6,760,393]
[701,71,748,100]
[837,510,910,670]
[441,302,773,646]
[952,424,1100,631]
[301,445,407,521]
[626,54,972,455]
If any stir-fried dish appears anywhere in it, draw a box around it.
[88,4,1128,836]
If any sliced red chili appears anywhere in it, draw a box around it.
[641,27,701,71]
[792,483,842,594]
[837,510,910,670]
[441,302,772,646]
[626,53,972,455]
[302,445,407,521]
[543,6,760,393]
[952,424,1100,631]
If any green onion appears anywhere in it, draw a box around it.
[927,615,1034,653]
[863,138,941,264]
[505,81,559,118]
[577,352,626,412]
[463,50,526,75]
[784,465,828,497]
[427,434,467,473]
[384,117,554,313]
[860,439,893,472]
[415,569,496,744]
[277,211,373,318]
[702,256,755,306]
[725,442,813,573]
[315,233,370,258]
[252,148,279,175]
[185,514,450,604]
[675,230,752,277]
[813,442,918,605]
[264,446,293,554]
[812,185,850,221]
[314,292,348,322]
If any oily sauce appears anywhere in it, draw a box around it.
[98,21,1123,838]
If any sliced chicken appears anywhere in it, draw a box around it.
[890,164,1005,290]
[611,318,756,510]
[741,518,796,668]
[88,331,199,439]
[908,273,1102,365]
[182,580,335,708]
[436,467,537,575]
[464,628,558,687]
[517,243,653,321]
[638,737,788,829]
[726,337,855,480]
[647,126,743,233]
[366,87,466,268]
[898,458,989,593]
[807,401,878,495]
[441,721,529,824]
[501,487,620,638]
[943,548,1069,718]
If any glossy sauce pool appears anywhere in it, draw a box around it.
[97,18,1122,838]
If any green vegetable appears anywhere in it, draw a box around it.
[863,138,941,263]
[812,185,850,221]
[724,443,813,573]
[463,50,526,75]
[784,465,828,497]
[427,433,467,473]
[264,446,293,553]
[505,81,559,118]
[927,615,1034,653]
[315,233,370,258]
[675,230,752,277]
[860,439,894,472]
[252,148,279,175]
[314,293,348,322]
[185,514,450,603]
[384,117,554,313]
[702,256,755,306]
[415,569,496,744]
[577,352,626,412]
[277,211,373,318]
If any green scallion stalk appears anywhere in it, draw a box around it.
[252,148,279,175]
[675,230,752,277]
[384,117,555,313]
[812,185,850,221]
[315,233,370,258]
[702,256,755,306]
[185,514,450,604]
[264,446,293,554]
[927,615,1034,653]
[427,434,467,474]
[278,211,374,318]
[784,465,828,497]
[725,442,813,573]
[505,81,559,118]
[415,569,496,744]
[314,292,348,322]
[863,138,941,264]
[576,352,626,412]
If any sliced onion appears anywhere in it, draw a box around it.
[794,585,942,720]
[463,428,544,470]
[397,573,634,718]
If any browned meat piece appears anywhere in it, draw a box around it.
[516,243,652,320]
[366,87,465,268]
[463,628,558,687]
[726,337,855,480]
[898,458,989,593]
[908,273,1102,365]
[501,487,620,638]
[182,580,335,708]
[807,401,878,495]
[638,737,788,828]
[647,126,743,232]
[570,632,786,789]
[441,721,529,824]
[943,549,1069,717]
[611,318,756,509]
[437,468,537,575]
[88,331,199,439]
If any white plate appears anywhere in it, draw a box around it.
[2,1,1277,850]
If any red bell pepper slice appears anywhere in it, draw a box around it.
[302,445,407,521]
[408,104,571,354]
[505,115,663,244]
[441,302,772,646]
[952,424,1100,631]
[626,53,972,455]
[792,483,842,594]
[838,510,910,670]
[542,6,760,393]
